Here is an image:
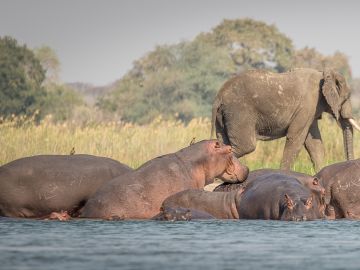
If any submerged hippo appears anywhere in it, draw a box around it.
[160,188,243,219]
[238,173,323,221]
[81,140,249,219]
[161,173,323,221]
[315,159,360,219]
[0,154,132,218]
[152,206,215,221]
[214,169,325,199]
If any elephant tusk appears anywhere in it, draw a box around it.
[349,118,360,132]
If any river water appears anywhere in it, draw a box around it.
[1,218,360,270]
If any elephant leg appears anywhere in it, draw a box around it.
[304,120,325,172]
[281,115,312,170]
[215,107,230,145]
[223,107,256,158]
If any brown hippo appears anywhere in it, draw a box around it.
[160,189,244,219]
[238,173,323,221]
[158,173,323,221]
[315,159,360,219]
[81,140,249,219]
[152,206,215,221]
[0,154,132,218]
[214,169,325,200]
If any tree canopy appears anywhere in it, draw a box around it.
[292,47,352,81]
[0,36,46,117]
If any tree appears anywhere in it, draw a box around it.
[198,18,294,72]
[33,45,85,122]
[292,47,352,81]
[41,83,84,121]
[98,18,294,123]
[33,46,60,84]
[0,36,46,117]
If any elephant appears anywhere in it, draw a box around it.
[211,68,360,171]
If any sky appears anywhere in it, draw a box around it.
[1,0,360,86]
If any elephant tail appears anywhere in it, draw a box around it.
[211,94,222,139]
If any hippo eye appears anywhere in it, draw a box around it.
[215,141,221,148]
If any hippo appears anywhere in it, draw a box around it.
[160,189,244,219]
[81,140,249,219]
[0,154,132,218]
[315,159,360,219]
[214,169,325,201]
[214,169,322,190]
[152,206,215,221]
[238,173,323,221]
[159,173,323,221]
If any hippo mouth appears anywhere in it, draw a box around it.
[290,216,308,222]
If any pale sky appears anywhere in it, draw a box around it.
[1,0,359,86]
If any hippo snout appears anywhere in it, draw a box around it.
[291,215,308,222]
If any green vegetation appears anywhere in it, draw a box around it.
[0,36,46,117]
[0,37,84,122]
[0,116,358,175]
[0,19,359,171]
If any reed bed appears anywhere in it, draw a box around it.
[0,115,359,175]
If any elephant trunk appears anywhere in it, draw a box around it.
[340,119,354,160]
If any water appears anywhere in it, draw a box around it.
[1,219,360,270]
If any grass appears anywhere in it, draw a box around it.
[0,114,359,175]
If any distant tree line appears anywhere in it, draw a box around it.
[0,19,356,124]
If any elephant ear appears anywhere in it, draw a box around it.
[322,70,340,120]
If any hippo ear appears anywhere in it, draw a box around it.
[305,196,313,210]
[322,70,340,120]
[312,177,319,186]
[214,141,221,148]
[284,194,294,210]
[225,157,235,174]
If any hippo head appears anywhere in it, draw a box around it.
[201,140,249,184]
[310,177,326,213]
[281,194,319,221]
[154,206,192,221]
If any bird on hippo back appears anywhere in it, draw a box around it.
[211,68,360,171]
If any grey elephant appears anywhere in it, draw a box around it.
[211,68,360,171]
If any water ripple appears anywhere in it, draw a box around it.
[1,219,360,269]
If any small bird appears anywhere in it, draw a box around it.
[189,137,196,146]
[70,147,75,155]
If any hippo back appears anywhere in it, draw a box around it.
[0,154,132,217]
